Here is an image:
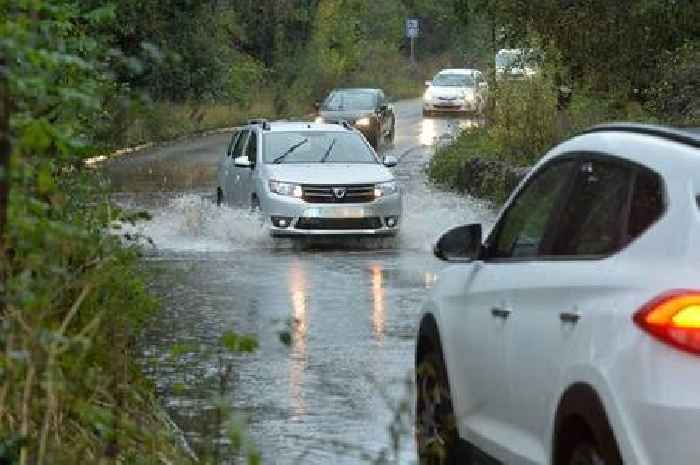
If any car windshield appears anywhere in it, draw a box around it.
[496,49,542,68]
[323,91,376,110]
[264,131,378,164]
[431,73,475,87]
[496,51,520,68]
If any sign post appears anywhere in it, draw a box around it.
[406,18,419,65]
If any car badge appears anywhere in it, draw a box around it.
[333,187,347,199]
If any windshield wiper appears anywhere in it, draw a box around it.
[272,138,309,164]
[319,138,337,163]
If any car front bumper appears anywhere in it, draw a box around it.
[261,192,402,237]
[423,98,476,112]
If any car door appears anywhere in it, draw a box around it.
[238,129,259,208]
[447,159,578,461]
[496,157,639,465]
[219,130,239,199]
[227,129,250,204]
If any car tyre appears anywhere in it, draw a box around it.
[416,351,464,465]
[216,188,223,207]
[422,109,431,118]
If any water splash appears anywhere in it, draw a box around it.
[118,194,273,252]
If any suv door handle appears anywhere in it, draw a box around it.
[491,307,511,320]
[559,312,581,324]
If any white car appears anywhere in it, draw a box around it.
[496,48,542,80]
[415,124,700,465]
[216,119,402,237]
[423,69,488,116]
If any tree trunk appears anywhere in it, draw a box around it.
[0,57,9,239]
[0,56,11,300]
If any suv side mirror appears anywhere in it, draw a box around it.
[234,155,253,168]
[434,224,483,262]
[383,155,398,167]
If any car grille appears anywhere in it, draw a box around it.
[302,184,375,204]
[295,217,382,230]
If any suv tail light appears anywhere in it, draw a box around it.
[634,290,700,355]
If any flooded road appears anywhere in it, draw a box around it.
[105,99,495,464]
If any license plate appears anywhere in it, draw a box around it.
[303,207,365,218]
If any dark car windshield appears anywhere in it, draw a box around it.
[432,73,475,87]
[323,91,377,110]
[264,131,378,164]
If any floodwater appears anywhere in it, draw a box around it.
[106,100,495,464]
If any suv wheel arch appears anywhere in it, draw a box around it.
[553,383,622,465]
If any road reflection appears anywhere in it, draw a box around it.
[419,116,483,147]
[289,258,308,418]
[371,264,385,342]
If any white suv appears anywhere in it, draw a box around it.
[415,124,700,465]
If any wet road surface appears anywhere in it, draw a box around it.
[105,99,495,464]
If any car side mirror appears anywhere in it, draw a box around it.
[425,81,432,86]
[234,155,253,168]
[383,155,398,167]
[434,224,482,262]
[379,104,388,112]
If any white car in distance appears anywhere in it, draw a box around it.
[416,124,700,465]
[423,68,488,117]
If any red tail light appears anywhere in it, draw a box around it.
[634,290,700,355]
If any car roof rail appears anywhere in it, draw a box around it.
[582,123,700,149]
[248,118,271,130]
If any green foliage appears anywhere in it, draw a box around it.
[646,40,700,124]
[0,1,195,463]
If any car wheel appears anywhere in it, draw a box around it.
[568,443,605,465]
[422,109,431,117]
[216,188,223,207]
[416,352,463,465]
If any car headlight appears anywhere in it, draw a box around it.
[423,89,433,100]
[269,180,303,198]
[355,117,371,126]
[374,181,399,198]
[315,116,324,124]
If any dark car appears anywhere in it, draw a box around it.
[316,88,395,149]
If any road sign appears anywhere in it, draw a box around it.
[406,18,419,38]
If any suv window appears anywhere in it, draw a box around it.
[625,168,664,245]
[489,160,576,259]
[232,130,249,159]
[246,131,257,164]
[549,160,633,256]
